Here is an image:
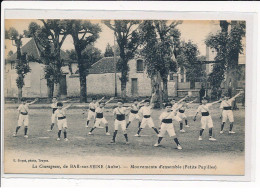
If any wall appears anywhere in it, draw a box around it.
[86,73,121,96]
[126,59,152,97]
[23,62,48,97]
[66,59,178,98]
[4,62,48,98]
[178,82,190,89]
[4,63,17,97]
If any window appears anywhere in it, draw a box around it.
[136,59,144,72]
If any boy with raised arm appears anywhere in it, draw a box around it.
[193,97,221,141]
[13,98,38,138]
[126,99,144,130]
[85,97,105,128]
[88,97,114,136]
[49,97,71,132]
[154,103,182,149]
[54,102,72,141]
[111,100,131,144]
[176,98,197,131]
[220,91,244,134]
[135,99,159,137]
[171,95,188,132]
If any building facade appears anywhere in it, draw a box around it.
[5,38,179,99]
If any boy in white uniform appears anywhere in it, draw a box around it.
[135,99,159,137]
[126,99,144,129]
[176,98,197,131]
[171,95,188,133]
[111,100,131,144]
[49,97,71,131]
[194,97,221,141]
[88,97,114,135]
[154,103,182,150]
[220,91,243,134]
[13,98,38,138]
[54,102,72,141]
[85,97,104,128]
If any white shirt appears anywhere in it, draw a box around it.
[18,104,29,113]
[54,109,66,118]
[159,112,176,121]
[51,102,57,109]
[197,104,212,113]
[95,107,104,114]
[139,106,152,116]
[172,103,182,113]
[113,107,127,115]
[220,100,233,109]
[89,102,98,110]
[131,104,140,111]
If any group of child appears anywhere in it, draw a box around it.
[13,90,244,150]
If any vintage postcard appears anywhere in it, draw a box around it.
[1,7,255,180]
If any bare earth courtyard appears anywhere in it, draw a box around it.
[3,103,245,175]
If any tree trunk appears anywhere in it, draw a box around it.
[18,87,22,103]
[121,80,127,100]
[16,41,22,103]
[162,78,168,102]
[225,21,240,110]
[53,83,61,98]
[47,79,54,103]
[75,48,87,103]
[121,65,128,100]
[157,73,163,108]
[225,65,239,110]
[150,72,163,109]
[79,71,87,103]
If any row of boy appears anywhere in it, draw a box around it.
[13,91,243,149]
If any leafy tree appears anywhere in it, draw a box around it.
[176,41,204,89]
[65,20,101,102]
[66,45,102,75]
[140,20,181,107]
[206,20,245,105]
[104,43,114,57]
[25,20,69,100]
[5,27,31,103]
[103,20,141,99]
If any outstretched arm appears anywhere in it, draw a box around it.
[193,105,200,121]
[193,112,199,121]
[62,99,72,103]
[27,98,38,105]
[230,91,243,101]
[64,104,72,109]
[105,97,114,105]
[175,104,183,111]
[97,97,105,103]
[188,98,198,105]
[177,95,188,104]
[17,107,21,120]
[138,99,145,107]
[210,99,222,106]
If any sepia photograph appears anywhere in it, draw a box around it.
[3,16,247,176]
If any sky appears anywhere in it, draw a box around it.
[5,19,220,57]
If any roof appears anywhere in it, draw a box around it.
[7,38,69,62]
[88,57,120,74]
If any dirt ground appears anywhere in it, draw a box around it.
[3,103,245,175]
[3,104,245,175]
